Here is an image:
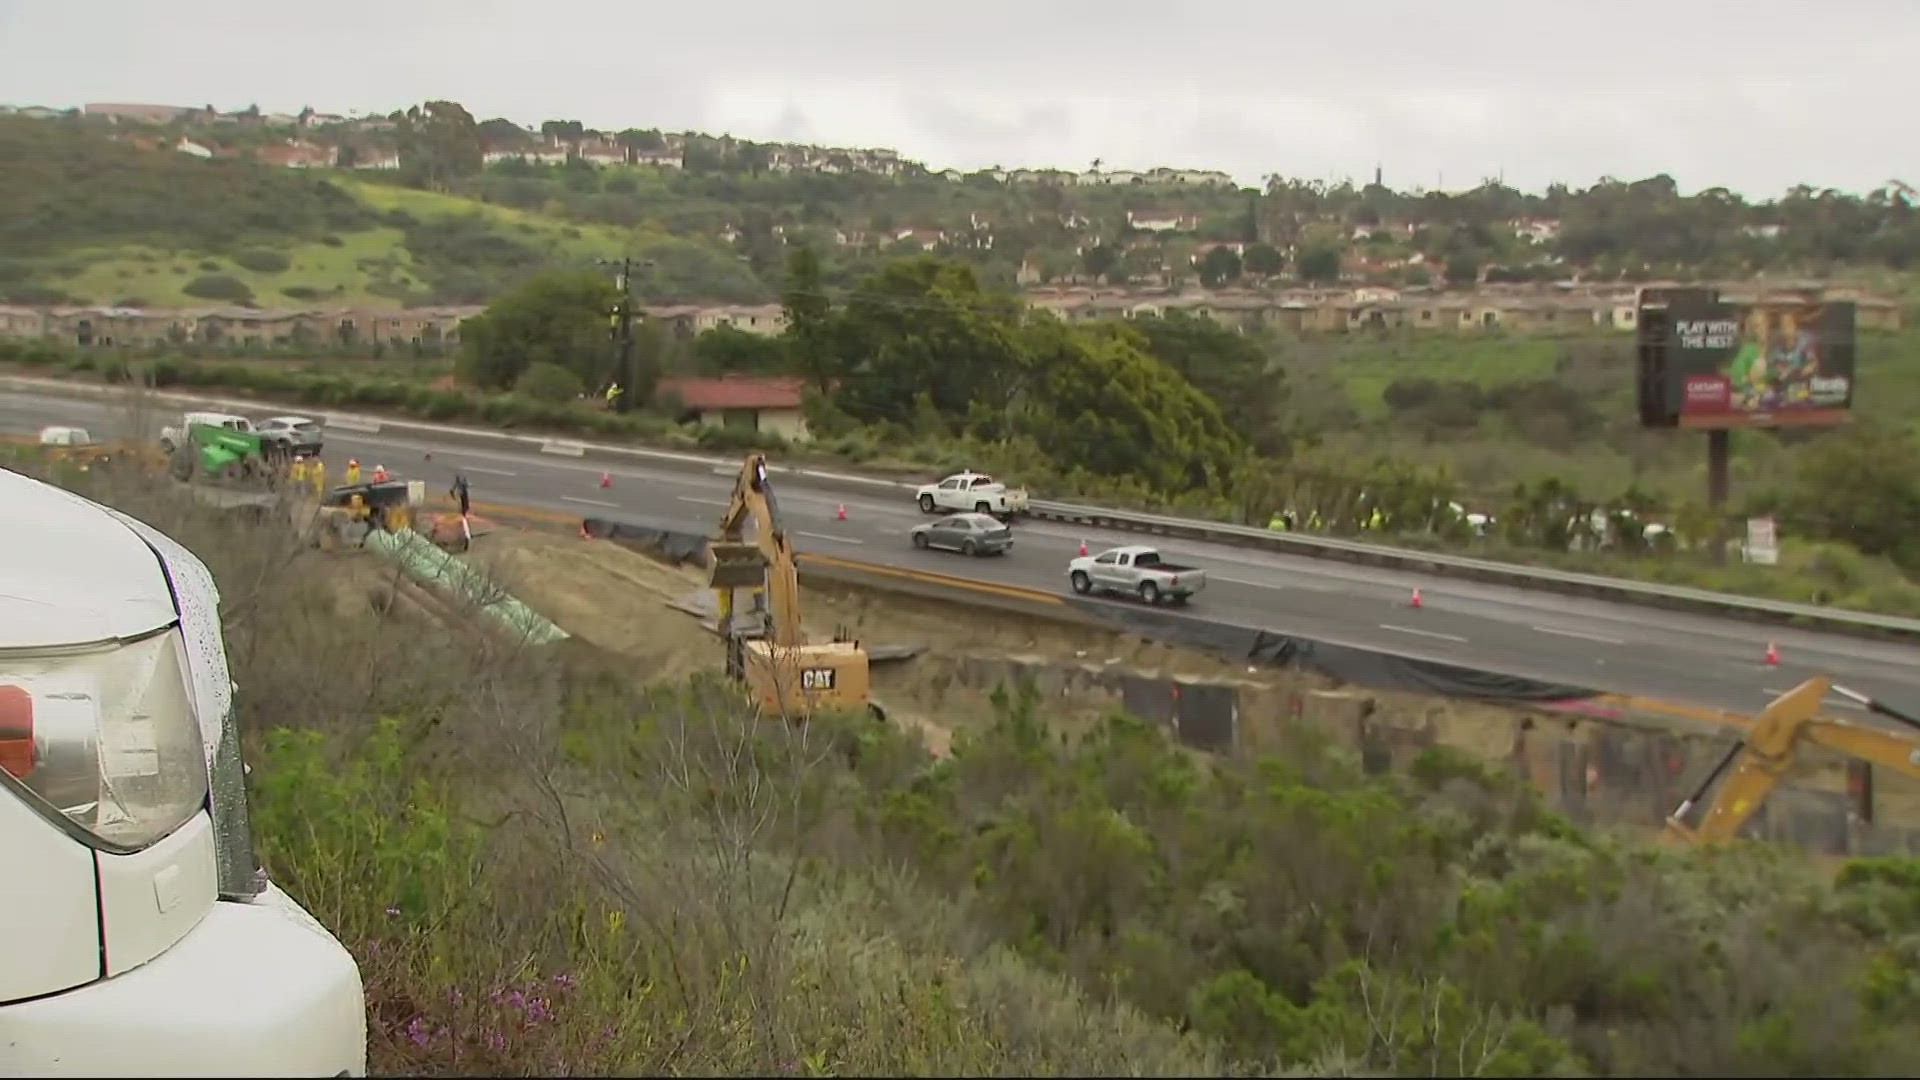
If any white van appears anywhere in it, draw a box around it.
[0,467,366,1076]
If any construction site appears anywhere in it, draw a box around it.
[15,424,1920,860]
[293,455,1920,861]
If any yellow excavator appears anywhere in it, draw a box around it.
[1667,675,1920,844]
[706,453,882,722]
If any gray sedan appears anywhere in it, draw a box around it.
[910,512,1014,556]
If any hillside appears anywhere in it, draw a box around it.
[0,117,760,309]
[7,104,1920,311]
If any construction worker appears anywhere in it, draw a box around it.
[310,458,326,498]
[604,382,623,408]
[345,458,362,486]
[289,454,309,486]
[449,472,472,551]
[372,464,390,483]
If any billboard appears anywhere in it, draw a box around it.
[1637,289,1856,429]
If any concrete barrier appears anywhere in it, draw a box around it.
[6,372,1913,640]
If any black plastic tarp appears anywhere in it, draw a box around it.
[1068,598,1596,703]
[581,516,712,566]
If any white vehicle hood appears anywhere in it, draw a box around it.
[0,469,180,648]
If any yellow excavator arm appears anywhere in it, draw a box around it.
[1669,675,1920,844]
[703,453,878,721]
[708,452,805,648]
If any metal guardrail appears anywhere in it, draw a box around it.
[1020,499,1920,639]
[8,373,1919,642]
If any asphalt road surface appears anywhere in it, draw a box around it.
[8,389,1919,720]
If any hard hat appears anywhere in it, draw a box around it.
[348,458,360,467]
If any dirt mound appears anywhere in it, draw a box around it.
[466,529,721,683]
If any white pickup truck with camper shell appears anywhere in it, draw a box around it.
[1067,544,1207,605]
[0,466,367,1076]
[915,471,1030,518]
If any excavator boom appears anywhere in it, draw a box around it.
[1669,675,1920,844]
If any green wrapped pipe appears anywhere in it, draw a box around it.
[364,528,571,645]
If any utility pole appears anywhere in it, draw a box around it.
[606,256,635,414]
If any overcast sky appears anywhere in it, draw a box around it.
[1,0,1912,198]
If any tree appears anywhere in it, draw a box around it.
[401,100,482,189]
[780,246,839,393]
[1243,243,1286,277]
[1444,249,1482,287]
[692,324,788,374]
[1197,245,1243,288]
[1296,246,1342,284]
[831,256,1029,427]
[1788,424,1920,568]
[456,269,617,391]
[540,119,586,145]
[1022,316,1247,493]
[1082,243,1119,281]
[1122,310,1287,454]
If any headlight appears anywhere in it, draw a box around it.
[0,630,210,851]
[107,509,266,899]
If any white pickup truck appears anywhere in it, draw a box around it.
[158,411,255,455]
[915,471,1030,518]
[1067,544,1207,605]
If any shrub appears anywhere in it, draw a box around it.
[282,285,322,301]
[182,273,254,303]
[514,361,585,403]
[233,248,292,274]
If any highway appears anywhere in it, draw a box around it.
[7,388,1919,718]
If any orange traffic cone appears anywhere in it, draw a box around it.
[1078,539,1089,557]
[599,471,612,489]
[1764,641,1780,666]
[1410,587,1424,609]
[836,503,847,521]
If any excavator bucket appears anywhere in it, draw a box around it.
[707,541,769,591]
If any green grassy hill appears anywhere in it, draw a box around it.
[0,117,768,309]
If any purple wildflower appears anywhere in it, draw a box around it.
[485,1029,508,1053]
[405,1016,430,1047]
[505,989,527,1011]
[525,997,553,1024]
[551,972,578,991]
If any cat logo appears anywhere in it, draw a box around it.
[801,668,837,692]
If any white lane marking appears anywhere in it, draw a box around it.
[1530,625,1626,646]
[561,496,620,509]
[678,496,729,508]
[457,465,519,477]
[1764,687,1866,711]
[796,531,865,545]
[1379,623,1468,644]
[1212,575,1274,588]
[539,440,587,457]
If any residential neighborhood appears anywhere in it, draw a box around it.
[0,279,1899,354]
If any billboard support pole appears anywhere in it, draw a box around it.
[1706,429,1731,564]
